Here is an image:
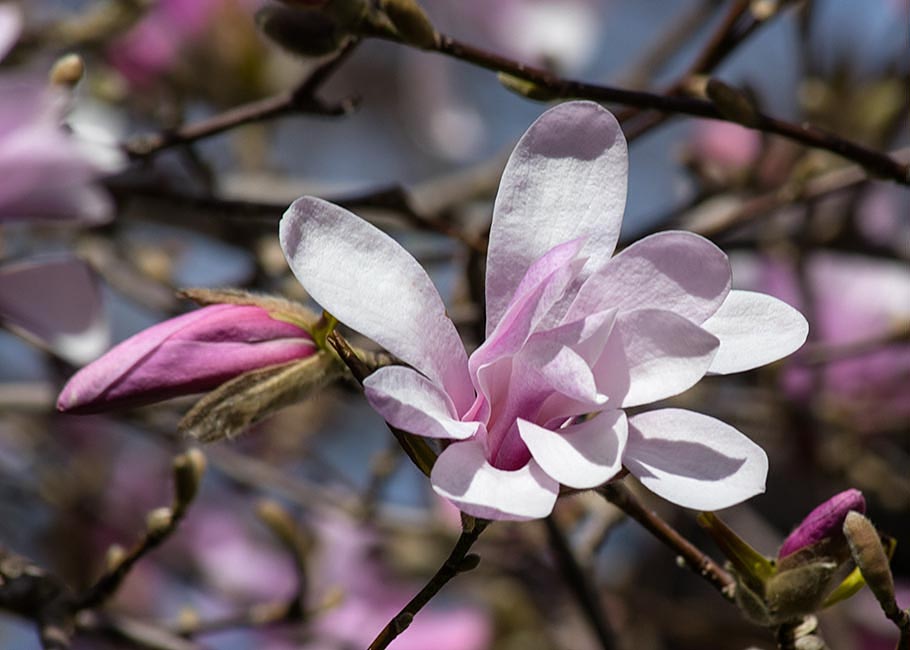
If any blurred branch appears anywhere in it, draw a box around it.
[376,30,909,185]
[543,516,617,650]
[597,482,735,598]
[801,322,910,365]
[367,517,488,650]
[124,41,360,158]
[76,450,206,610]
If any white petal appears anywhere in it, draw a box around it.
[519,411,627,489]
[364,366,478,440]
[431,440,559,521]
[701,290,808,374]
[0,4,21,60]
[280,197,473,412]
[625,409,768,510]
[485,102,628,331]
[566,231,731,324]
[597,309,719,407]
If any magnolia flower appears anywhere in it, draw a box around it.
[0,4,115,224]
[58,304,316,413]
[280,101,808,520]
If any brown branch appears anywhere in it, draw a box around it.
[384,32,909,185]
[597,482,735,598]
[124,41,360,158]
[367,517,488,650]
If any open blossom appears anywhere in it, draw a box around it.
[280,101,808,521]
[0,4,116,224]
[57,304,316,413]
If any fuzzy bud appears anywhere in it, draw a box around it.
[172,449,206,507]
[843,511,898,617]
[706,78,760,127]
[380,0,437,48]
[146,507,174,535]
[50,54,85,87]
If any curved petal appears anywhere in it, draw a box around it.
[701,290,808,374]
[624,409,768,510]
[486,102,628,331]
[566,231,731,324]
[364,366,479,440]
[519,410,626,489]
[0,4,21,60]
[431,439,559,521]
[0,256,109,365]
[596,309,719,407]
[280,197,473,412]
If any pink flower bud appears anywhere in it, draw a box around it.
[57,304,315,414]
[778,489,866,559]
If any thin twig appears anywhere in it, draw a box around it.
[597,482,735,598]
[383,32,910,184]
[124,41,360,158]
[543,516,617,650]
[367,518,488,650]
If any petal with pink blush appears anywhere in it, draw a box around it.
[0,4,21,60]
[566,231,730,324]
[0,256,108,364]
[603,309,719,407]
[431,439,559,521]
[624,409,768,510]
[364,366,479,440]
[519,410,626,489]
[701,290,808,375]
[280,197,473,412]
[485,101,627,330]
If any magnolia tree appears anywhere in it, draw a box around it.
[1,1,908,649]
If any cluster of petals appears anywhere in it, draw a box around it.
[57,304,316,413]
[0,5,114,225]
[280,101,808,521]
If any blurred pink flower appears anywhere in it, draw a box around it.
[689,120,762,170]
[281,101,808,520]
[733,251,910,429]
[57,304,316,413]
[0,5,116,224]
[108,0,257,86]
[0,255,109,364]
[778,488,865,559]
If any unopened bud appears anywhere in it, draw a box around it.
[381,0,437,48]
[457,553,481,573]
[765,560,838,621]
[706,78,760,127]
[256,6,345,57]
[843,511,898,617]
[146,507,174,535]
[50,54,85,87]
[104,544,126,571]
[172,449,206,507]
[497,73,558,102]
[256,499,300,550]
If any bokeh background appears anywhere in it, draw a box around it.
[1,1,908,648]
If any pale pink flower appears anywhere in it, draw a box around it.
[0,4,115,224]
[57,304,316,413]
[280,101,808,520]
[0,255,109,364]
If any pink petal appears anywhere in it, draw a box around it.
[485,102,627,331]
[57,304,314,413]
[430,439,559,521]
[701,290,808,374]
[0,4,21,60]
[565,231,731,324]
[364,366,479,440]
[519,410,627,489]
[280,197,473,412]
[597,309,719,407]
[778,489,865,559]
[624,409,768,510]
[0,256,108,364]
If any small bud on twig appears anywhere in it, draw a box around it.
[497,72,559,101]
[706,78,761,127]
[172,449,206,509]
[380,0,437,48]
[145,507,174,536]
[49,54,84,88]
[843,512,898,618]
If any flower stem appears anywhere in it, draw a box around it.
[597,482,735,598]
[367,518,489,650]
